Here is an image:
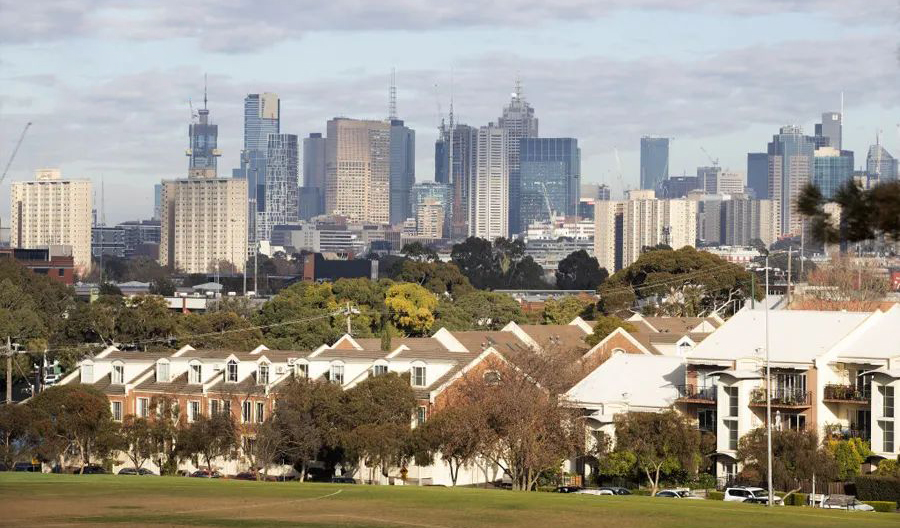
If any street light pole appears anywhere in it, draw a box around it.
[765,255,774,507]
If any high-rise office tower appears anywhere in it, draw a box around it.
[436,120,476,237]
[325,118,391,223]
[640,137,670,191]
[239,93,280,243]
[657,176,700,199]
[410,181,453,232]
[389,119,416,224]
[301,132,326,220]
[186,93,221,179]
[746,153,769,199]
[256,133,298,241]
[11,169,92,273]
[470,124,509,239]
[498,80,538,235]
[161,98,247,274]
[814,111,842,150]
[866,139,898,182]
[594,190,696,272]
[814,147,854,199]
[698,166,744,195]
[767,125,815,236]
[519,138,580,230]
[153,183,163,220]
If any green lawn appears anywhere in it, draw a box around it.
[0,473,894,528]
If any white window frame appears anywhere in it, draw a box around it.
[111,401,123,422]
[258,363,270,385]
[411,365,426,387]
[372,362,388,376]
[81,361,94,384]
[111,362,124,385]
[226,360,239,383]
[256,402,265,423]
[242,401,251,423]
[330,363,344,385]
[416,406,427,427]
[156,360,170,383]
[294,361,308,379]
[137,397,149,418]
[188,400,200,423]
[189,362,202,384]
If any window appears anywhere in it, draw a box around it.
[137,397,149,418]
[210,399,220,416]
[189,363,202,384]
[698,409,716,432]
[415,406,427,427]
[725,387,739,417]
[784,414,806,431]
[227,360,238,383]
[188,401,200,422]
[258,363,269,385]
[373,364,388,376]
[412,366,426,387]
[884,420,895,452]
[223,400,231,417]
[727,421,738,450]
[242,401,251,423]
[244,436,256,456]
[330,364,344,385]
[883,386,895,418]
[156,361,169,383]
[111,401,122,422]
[81,362,93,384]
[256,402,265,423]
[294,363,308,378]
[111,363,124,385]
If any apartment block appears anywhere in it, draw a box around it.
[325,118,391,224]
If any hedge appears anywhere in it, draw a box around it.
[783,493,808,506]
[855,476,900,507]
[706,491,724,500]
[862,501,896,513]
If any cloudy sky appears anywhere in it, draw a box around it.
[1,1,898,224]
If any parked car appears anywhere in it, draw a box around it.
[821,496,875,511]
[77,465,107,474]
[575,488,614,496]
[599,487,632,495]
[13,462,41,472]
[234,471,259,481]
[724,486,782,504]
[190,469,222,478]
[655,489,702,499]
[329,476,357,484]
[554,485,583,493]
[118,467,155,475]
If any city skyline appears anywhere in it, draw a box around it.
[1,1,899,224]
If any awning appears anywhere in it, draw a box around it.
[709,452,738,460]
[710,369,762,380]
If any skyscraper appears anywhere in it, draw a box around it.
[519,138,580,229]
[866,140,898,182]
[498,80,538,235]
[239,93,280,243]
[746,153,769,199]
[153,183,162,220]
[410,181,453,232]
[389,119,415,224]
[256,133,298,241]
[186,94,221,179]
[325,118,391,223]
[470,124,509,239]
[814,147,853,199]
[767,125,815,236]
[640,137,670,191]
[301,132,326,220]
[698,166,744,195]
[436,120,476,237]
[814,111,842,150]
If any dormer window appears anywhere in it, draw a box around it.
[411,364,426,387]
[111,363,124,385]
[258,363,270,385]
[372,361,388,376]
[294,362,308,379]
[330,363,344,385]
[156,360,169,383]
[81,361,94,384]
[226,359,238,383]
[189,362,202,384]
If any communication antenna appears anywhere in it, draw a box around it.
[388,68,397,120]
[203,73,208,110]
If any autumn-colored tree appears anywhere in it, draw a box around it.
[416,405,482,486]
[737,427,837,500]
[384,283,438,336]
[799,256,891,311]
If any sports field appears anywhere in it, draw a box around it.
[0,473,895,528]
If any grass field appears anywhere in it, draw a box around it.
[0,473,896,528]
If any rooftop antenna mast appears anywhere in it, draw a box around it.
[388,68,397,120]
[203,73,208,110]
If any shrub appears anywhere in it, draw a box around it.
[875,459,900,477]
[855,475,900,507]
[630,489,652,496]
[706,491,724,500]
[782,493,808,506]
[862,501,896,513]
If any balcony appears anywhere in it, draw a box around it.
[750,387,811,408]
[675,384,717,404]
[823,384,870,404]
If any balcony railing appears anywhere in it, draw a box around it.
[823,384,870,404]
[675,384,717,403]
[750,387,811,408]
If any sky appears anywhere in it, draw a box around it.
[0,0,899,224]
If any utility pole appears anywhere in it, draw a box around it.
[346,302,352,335]
[764,257,774,508]
[5,337,11,404]
[786,245,792,306]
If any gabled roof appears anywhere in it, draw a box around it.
[134,371,204,395]
[827,305,900,362]
[567,354,684,409]
[514,324,590,353]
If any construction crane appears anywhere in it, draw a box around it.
[700,146,719,168]
[539,182,557,238]
[1,122,32,186]
[613,147,626,195]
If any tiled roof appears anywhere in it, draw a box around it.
[134,372,204,395]
[92,373,127,395]
[517,325,589,352]
[104,349,174,361]
[451,331,530,355]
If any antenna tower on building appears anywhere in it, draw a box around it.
[389,68,397,120]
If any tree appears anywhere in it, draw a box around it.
[148,396,181,475]
[875,459,900,477]
[584,316,637,347]
[28,384,121,473]
[254,282,343,349]
[799,256,890,310]
[541,296,594,325]
[115,295,177,349]
[393,260,473,298]
[401,242,439,262]
[119,415,155,471]
[0,403,38,470]
[177,412,238,476]
[450,237,495,290]
[798,180,900,243]
[555,250,608,290]
[99,282,123,296]
[451,237,547,290]
[245,417,282,480]
[273,379,345,482]
[613,410,701,496]
[737,428,837,500]
[452,291,524,330]
[384,283,437,336]
[416,406,481,486]
[149,276,176,296]
[825,438,872,481]
[177,311,263,350]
